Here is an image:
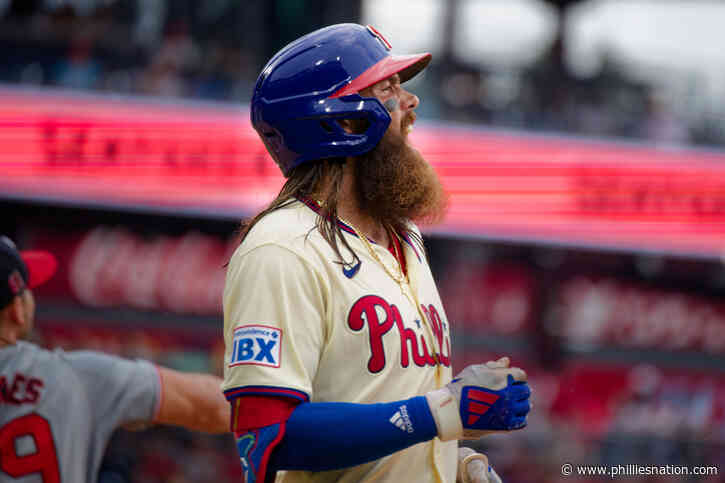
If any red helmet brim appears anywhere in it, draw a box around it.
[329,52,431,99]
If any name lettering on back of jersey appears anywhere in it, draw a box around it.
[0,373,44,405]
[230,325,282,368]
[347,295,451,373]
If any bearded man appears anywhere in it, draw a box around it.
[222,24,531,483]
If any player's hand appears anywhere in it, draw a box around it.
[425,357,531,441]
[456,447,502,483]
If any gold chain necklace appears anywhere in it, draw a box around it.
[343,218,407,285]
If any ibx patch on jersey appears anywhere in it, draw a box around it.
[230,325,282,368]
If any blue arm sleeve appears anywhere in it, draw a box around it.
[269,395,438,472]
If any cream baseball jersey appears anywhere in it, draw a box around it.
[222,198,457,483]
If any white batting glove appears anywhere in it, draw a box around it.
[457,447,502,483]
[425,357,531,441]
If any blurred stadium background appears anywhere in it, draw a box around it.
[2,0,725,482]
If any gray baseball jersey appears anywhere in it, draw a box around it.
[0,341,161,483]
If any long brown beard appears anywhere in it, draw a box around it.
[354,115,447,231]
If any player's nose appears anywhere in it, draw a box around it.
[401,88,419,111]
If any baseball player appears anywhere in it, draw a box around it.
[0,236,230,483]
[222,24,531,483]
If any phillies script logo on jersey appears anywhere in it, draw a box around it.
[347,295,451,373]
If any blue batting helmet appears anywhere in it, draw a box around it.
[251,23,431,177]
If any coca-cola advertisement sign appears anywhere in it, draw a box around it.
[32,226,234,315]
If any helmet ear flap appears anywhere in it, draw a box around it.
[255,92,391,176]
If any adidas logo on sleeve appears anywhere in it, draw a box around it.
[389,405,414,433]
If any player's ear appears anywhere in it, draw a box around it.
[336,119,354,134]
[6,295,26,327]
[336,119,370,135]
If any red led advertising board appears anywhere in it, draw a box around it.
[1,87,725,258]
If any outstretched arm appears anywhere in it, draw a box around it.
[153,367,229,434]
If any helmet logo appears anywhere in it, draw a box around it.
[366,25,392,51]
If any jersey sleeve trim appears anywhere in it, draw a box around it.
[224,385,310,402]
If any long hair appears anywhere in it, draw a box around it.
[236,159,423,271]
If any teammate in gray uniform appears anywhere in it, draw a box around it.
[0,236,229,483]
